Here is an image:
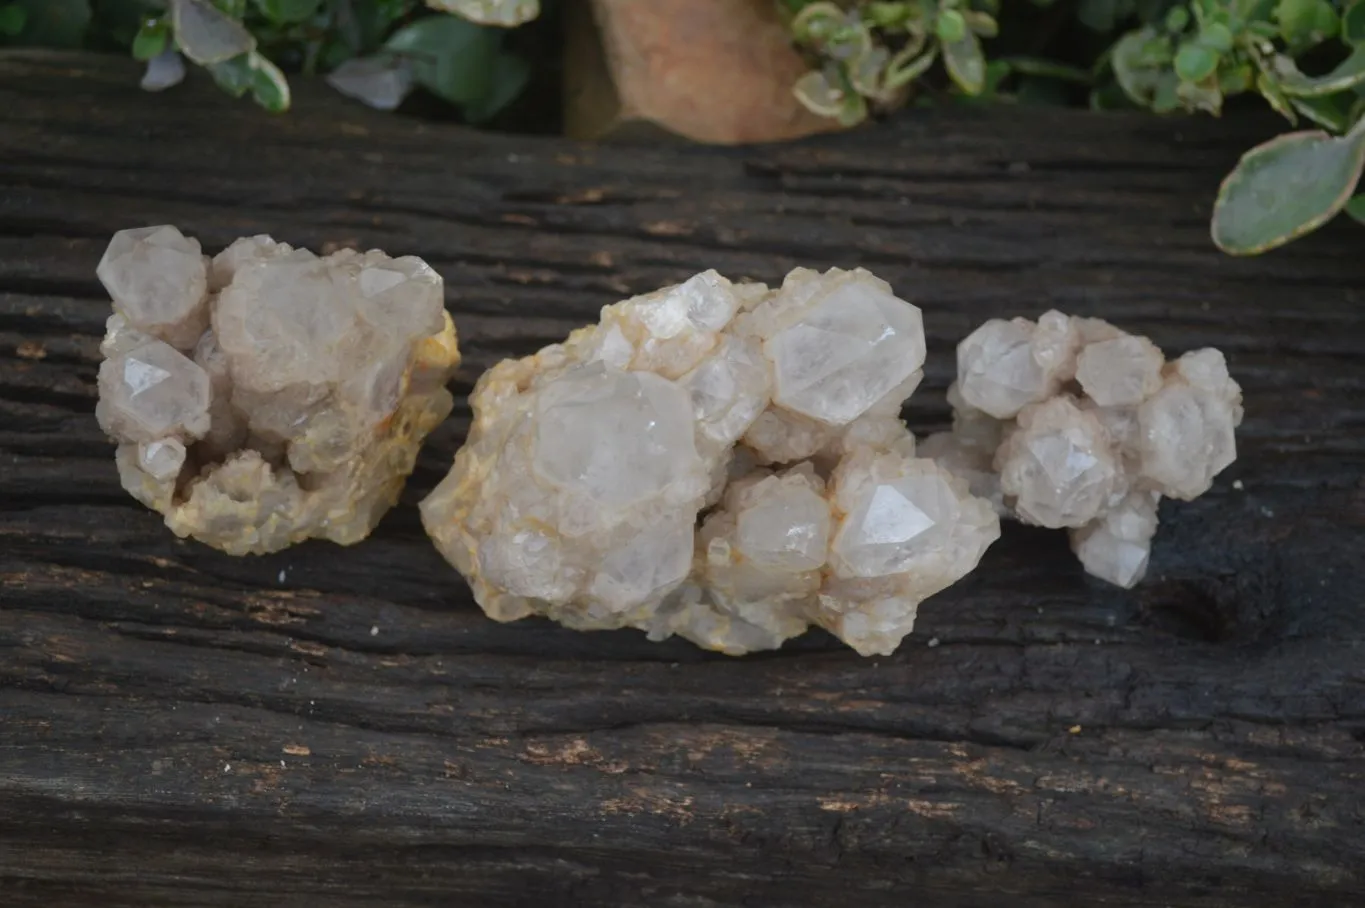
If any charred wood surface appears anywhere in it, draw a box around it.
[1,51,1363,908]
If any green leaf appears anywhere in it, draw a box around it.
[790,1,845,43]
[383,13,501,106]
[1274,46,1365,96]
[964,10,997,38]
[884,44,937,89]
[1344,192,1365,223]
[1164,5,1190,31]
[1344,0,1365,43]
[211,0,247,17]
[426,0,539,28]
[8,0,91,47]
[251,0,321,24]
[824,21,873,63]
[1211,123,1365,253]
[1219,62,1254,94]
[1174,41,1219,82]
[207,52,253,96]
[248,51,291,111]
[1274,0,1338,45]
[0,3,26,37]
[983,58,1011,94]
[1256,71,1299,123]
[936,8,966,43]
[337,0,415,53]
[847,46,889,97]
[1111,27,1172,107]
[942,30,986,95]
[132,19,169,61]
[462,51,528,123]
[171,0,256,65]
[320,38,353,70]
[1177,75,1223,113]
[793,65,868,125]
[326,53,415,109]
[1199,21,1235,51]
[1152,71,1182,111]
[863,1,913,28]
[1291,93,1351,130]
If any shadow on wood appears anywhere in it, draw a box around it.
[1,50,1363,908]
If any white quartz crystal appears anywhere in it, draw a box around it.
[955,311,1077,420]
[927,311,1243,588]
[95,226,461,555]
[422,267,1000,656]
[97,225,210,350]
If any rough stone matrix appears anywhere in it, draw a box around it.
[921,311,1243,588]
[95,226,462,555]
[421,267,1001,656]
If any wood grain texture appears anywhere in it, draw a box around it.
[1,50,1363,908]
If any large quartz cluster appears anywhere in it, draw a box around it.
[94,226,461,554]
[421,267,1001,656]
[921,311,1243,588]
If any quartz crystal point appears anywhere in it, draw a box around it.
[926,311,1243,589]
[421,267,1000,657]
[94,226,461,555]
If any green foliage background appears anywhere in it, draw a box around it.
[782,0,1365,253]
[0,0,536,123]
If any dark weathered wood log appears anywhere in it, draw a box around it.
[1,49,1363,908]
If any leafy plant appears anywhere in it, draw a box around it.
[0,0,538,120]
[783,0,1004,124]
[1100,0,1365,253]
[785,0,1365,254]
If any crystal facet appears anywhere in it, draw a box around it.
[765,271,926,425]
[422,267,999,656]
[532,365,702,510]
[997,397,1120,528]
[94,227,461,554]
[929,311,1242,588]
[96,340,212,444]
[97,225,210,350]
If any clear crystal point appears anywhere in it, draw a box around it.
[97,225,209,350]
[765,271,925,425]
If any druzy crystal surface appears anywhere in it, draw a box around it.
[923,312,1242,588]
[421,267,1000,657]
[95,226,461,554]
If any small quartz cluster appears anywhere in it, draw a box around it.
[921,311,1243,588]
[421,267,1001,656]
[95,226,461,554]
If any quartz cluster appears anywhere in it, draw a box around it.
[95,226,461,554]
[921,311,1243,588]
[421,267,1001,656]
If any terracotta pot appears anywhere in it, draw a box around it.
[564,0,844,144]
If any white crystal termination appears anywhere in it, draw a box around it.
[421,268,1001,656]
[95,226,462,554]
[923,311,1242,588]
